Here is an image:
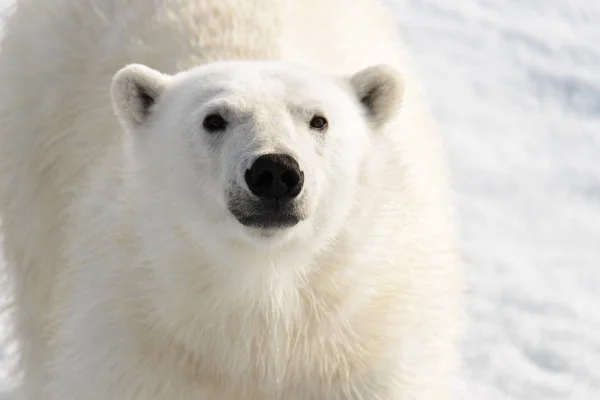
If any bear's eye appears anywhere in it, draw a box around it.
[309,115,328,131]
[203,113,228,133]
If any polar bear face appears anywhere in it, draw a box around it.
[111,61,403,252]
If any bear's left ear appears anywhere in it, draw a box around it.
[111,63,171,132]
[350,64,404,129]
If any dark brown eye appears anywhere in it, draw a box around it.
[203,113,227,133]
[309,115,328,131]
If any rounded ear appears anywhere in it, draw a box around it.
[111,64,171,132]
[349,64,404,129]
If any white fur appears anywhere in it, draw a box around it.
[0,0,462,399]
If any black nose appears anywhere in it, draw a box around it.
[245,154,304,200]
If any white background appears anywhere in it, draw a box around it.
[1,0,599,398]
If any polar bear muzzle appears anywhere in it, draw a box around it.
[226,153,306,230]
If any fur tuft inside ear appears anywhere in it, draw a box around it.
[111,64,170,131]
[350,64,404,129]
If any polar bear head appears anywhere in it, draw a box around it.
[111,61,403,255]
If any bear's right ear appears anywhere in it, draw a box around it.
[111,64,171,131]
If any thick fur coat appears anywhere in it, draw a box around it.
[0,0,461,399]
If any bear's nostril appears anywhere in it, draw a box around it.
[281,170,299,187]
[245,154,304,200]
[254,171,273,187]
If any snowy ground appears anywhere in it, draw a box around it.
[0,0,599,399]
[390,1,600,399]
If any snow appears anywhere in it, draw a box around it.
[0,0,599,399]
[388,1,600,398]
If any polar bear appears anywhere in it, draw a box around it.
[0,0,461,399]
